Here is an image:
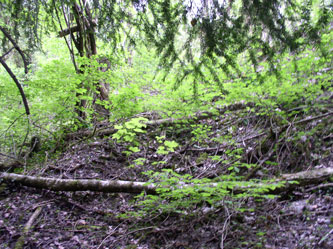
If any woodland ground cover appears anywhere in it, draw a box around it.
[0,1,332,248]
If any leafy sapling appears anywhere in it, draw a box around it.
[191,124,211,143]
[155,135,179,155]
[112,117,148,156]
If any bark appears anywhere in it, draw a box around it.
[0,25,29,74]
[58,25,81,37]
[1,167,332,195]
[1,172,156,194]
[58,1,106,119]
[0,57,30,115]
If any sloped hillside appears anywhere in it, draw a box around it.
[1,92,332,248]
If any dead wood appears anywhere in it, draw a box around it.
[1,172,156,194]
[58,25,80,37]
[0,159,23,170]
[146,101,255,126]
[14,206,43,249]
[58,21,97,38]
[65,101,255,140]
[1,167,332,195]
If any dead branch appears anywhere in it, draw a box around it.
[0,57,30,115]
[280,167,333,184]
[292,111,333,126]
[0,25,29,74]
[57,20,96,38]
[0,159,23,170]
[65,101,255,140]
[14,206,43,249]
[146,101,255,126]
[1,167,332,195]
[58,25,80,37]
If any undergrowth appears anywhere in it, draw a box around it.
[0,29,332,219]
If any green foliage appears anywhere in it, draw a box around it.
[155,136,179,155]
[112,117,148,156]
[219,38,332,118]
[125,169,287,218]
[1,0,332,226]
[191,124,211,142]
[0,36,78,148]
[130,157,146,168]
[109,83,143,119]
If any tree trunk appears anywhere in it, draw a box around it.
[58,0,110,120]
[1,167,332,195]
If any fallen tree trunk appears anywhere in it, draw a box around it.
[65,101,255,140]
[145,101,256,126]
[1,167,332,195]
[1,173,156,194]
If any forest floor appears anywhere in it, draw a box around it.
[1,96,333,248]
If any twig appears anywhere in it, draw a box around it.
[244,138,278,180]
[185,132,265,152]
[14,206,44,249]
[0,25,29,73]
[318,228,333,246]
[0,113,25,139]
[0,152,18,160]
[0,47,15,59]
[67,124,98,149]
[0,57,30,115]
[293,111,333,126]
[220,206,231,249]
[306,183,333,192]
[97,223,123,249]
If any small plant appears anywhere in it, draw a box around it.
[191,124,211,142]
[112,117,148,156]
[212,134,235,145]
[155,135,179,155]
[109,83,143,119]
[123,170,286,218]
[129,157,146,168]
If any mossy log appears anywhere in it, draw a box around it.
[1,167,332,195]
[1,172,156,194]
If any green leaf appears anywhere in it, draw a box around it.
[129,146,140,153]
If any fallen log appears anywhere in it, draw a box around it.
[1,173,156,194]
[64,101,256,140]
[1,167,332,195]
[145,101,254,126]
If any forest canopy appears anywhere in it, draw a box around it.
[1,0,331,79]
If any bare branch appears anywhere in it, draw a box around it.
[57,25,81,37]
[0,57,30,115]
[0,25,29,74]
